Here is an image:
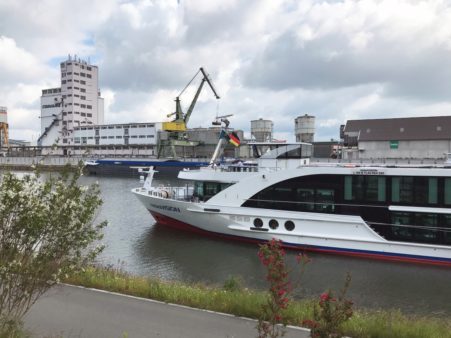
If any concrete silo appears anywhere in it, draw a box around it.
[295,114,315,143]
[251,118,273,142]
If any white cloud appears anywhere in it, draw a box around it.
[2,0,451,143]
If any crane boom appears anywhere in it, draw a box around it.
[163,67,220,132]
[184,67,220,125]
[199,67,220,99]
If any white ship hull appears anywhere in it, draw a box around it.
[133,187,451,266]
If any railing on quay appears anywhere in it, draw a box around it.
[0,156,89,167]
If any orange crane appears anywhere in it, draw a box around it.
[158,67,220,158]
[163,67,220,132]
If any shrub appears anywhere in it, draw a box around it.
[303,273,353,338]
[0,164,106,332]
[256,239,309,338]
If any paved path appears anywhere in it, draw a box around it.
[24,284,310,338]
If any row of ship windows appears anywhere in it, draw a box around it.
[253,218,295,231]
[245,175,451,210]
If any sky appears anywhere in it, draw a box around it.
[2,0,451,143]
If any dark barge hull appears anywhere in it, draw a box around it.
[85,159,209,178]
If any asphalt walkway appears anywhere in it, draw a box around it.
[24,284,310,338]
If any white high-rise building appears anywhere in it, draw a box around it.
[38,55,104,147]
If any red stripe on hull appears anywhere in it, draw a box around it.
[149,211,451,267]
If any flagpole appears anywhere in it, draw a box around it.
[209,138,225,166]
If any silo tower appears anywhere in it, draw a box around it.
[251,118,273,142]
[295,114,315,142]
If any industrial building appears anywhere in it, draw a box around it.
[38,55,104,148]
[0,106,9,148]
[341,116,451,161]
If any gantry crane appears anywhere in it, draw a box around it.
[158,67,220,158]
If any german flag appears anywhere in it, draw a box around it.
[228,131,240,147]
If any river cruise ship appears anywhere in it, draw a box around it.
[132,143,451,266]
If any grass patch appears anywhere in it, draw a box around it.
[65,266,451,338]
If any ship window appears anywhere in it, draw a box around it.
[346,176,386,202]
[445,178,451,205]
[205,182,220,197]
[392,177,412,203]
[284,220,295,231]
[315,189,334,213]
[193,182,230,202]
[269,219,279,229]
[442,215,451,244]
[392,177,437,205]
[344,176,352,200]
[391,212,440,244]
[413,213,438,243]
[194,182,204,201]
[273,187,293,210]
[391,212,413,240]
[295,188,314,211]
[428,178,438,204]
[254,218,263,228]
[242,174,339,214]
[277,147,301,159]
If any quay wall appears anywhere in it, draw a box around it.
[0,156,84,171]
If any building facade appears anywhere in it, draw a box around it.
[342,116,451,161]
[39,55,104,147]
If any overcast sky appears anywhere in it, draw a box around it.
[2,0,451,143]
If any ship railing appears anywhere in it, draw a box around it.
[217,164,287,173]
[149,185,194,201]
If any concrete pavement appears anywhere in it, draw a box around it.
[24,284,310,338]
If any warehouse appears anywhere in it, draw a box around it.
[342,116,451,161]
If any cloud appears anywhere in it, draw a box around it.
[243,0,451,100]
[3,0,451,144]
[0,36,51,85]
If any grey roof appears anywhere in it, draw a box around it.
[344,116,451,141]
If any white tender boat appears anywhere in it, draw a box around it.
[132,139,451,267]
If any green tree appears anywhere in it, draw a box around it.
[0,164,106,334]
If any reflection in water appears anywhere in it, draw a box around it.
[133,225,265,286]
[81,175,451,316]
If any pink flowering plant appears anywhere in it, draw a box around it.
[302,273,353,338]
[257,238,309,338]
